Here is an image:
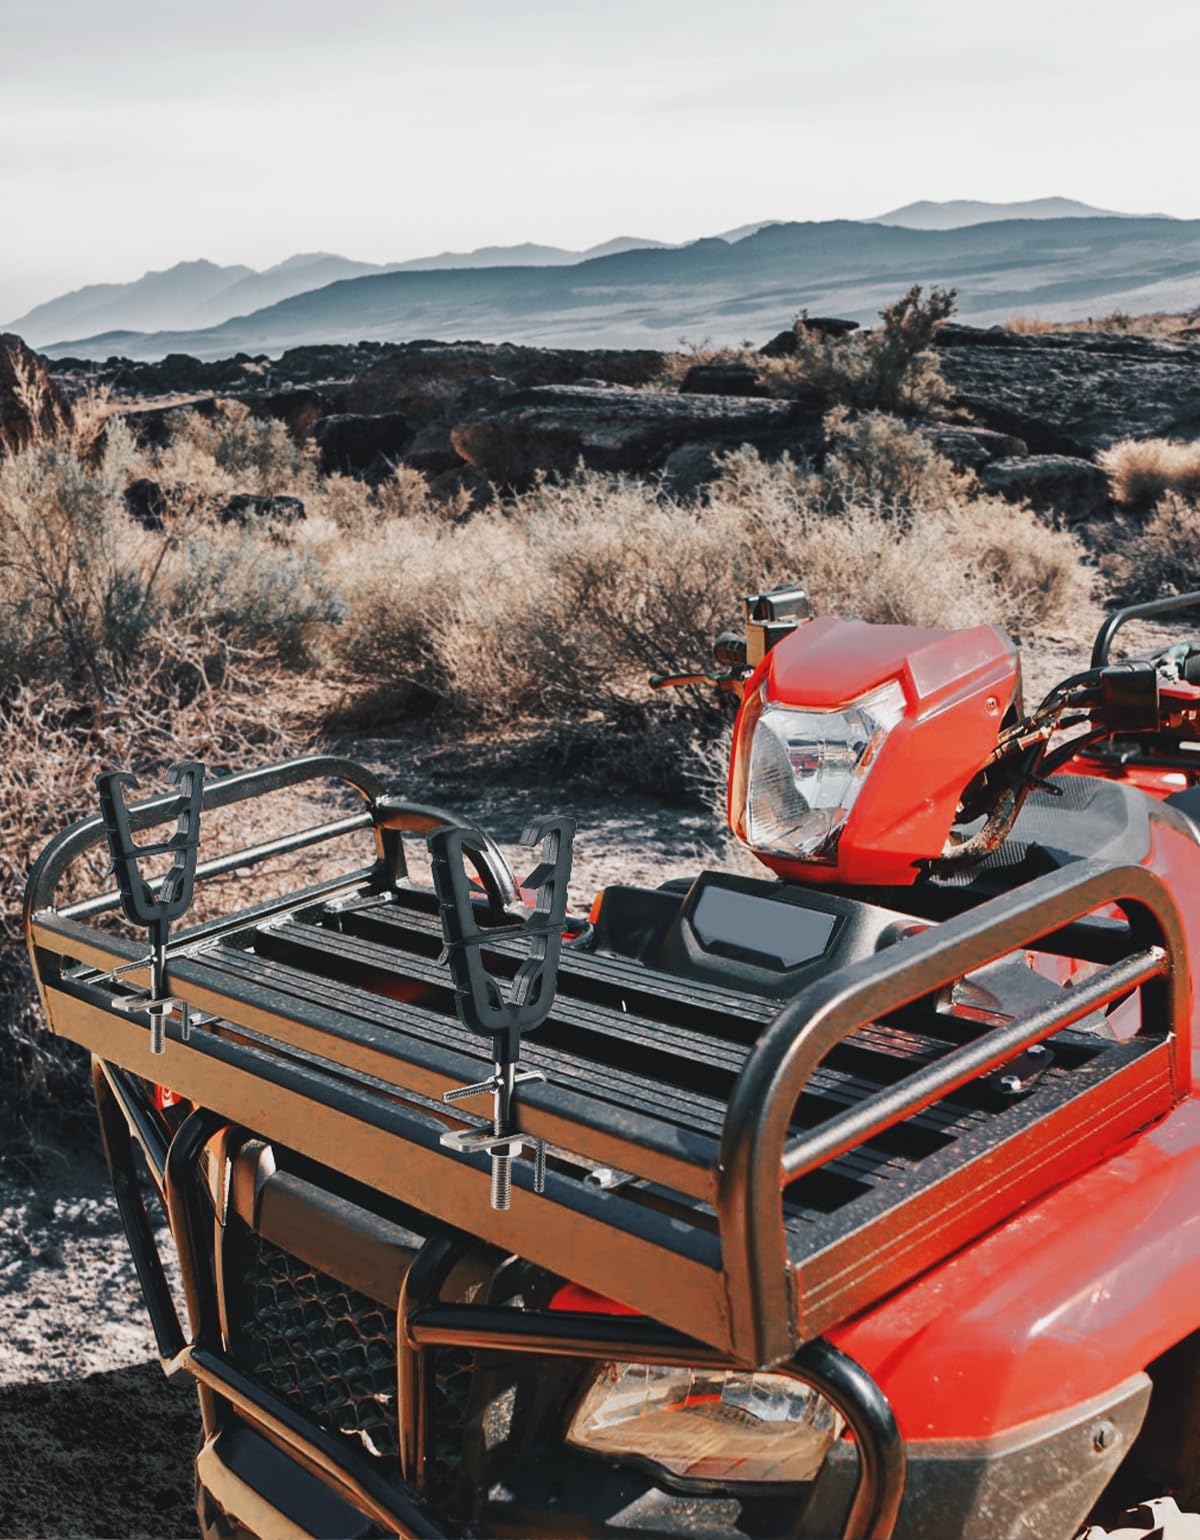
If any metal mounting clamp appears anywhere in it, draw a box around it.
[430,816,574,1210]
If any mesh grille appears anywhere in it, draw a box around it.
[429,1348,475,1503]
[228,1232,401,1469]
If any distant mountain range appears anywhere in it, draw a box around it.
[4,237,670,346]
[866,196,1168,229]
[14,201,1199,362]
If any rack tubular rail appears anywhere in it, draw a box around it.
[24,757,1192,1375]
[718,858,1189,1363]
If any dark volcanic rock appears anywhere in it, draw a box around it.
[980,455,1110,525]
[760,318,859,356]
[314,411,410,475]
[451,384,823,484]
[428,463,493,512]
[919,423,1028,469]
[124,478,167,531]
[660,440,730,498]
[120,397,219,447]
[937,326,1200,455]
[403,423,468,475]
[0,334,72,451]
[679,362,769,398]
[219,493,306,526]
[275,342,394,382]
[247,387,327,439]
[107,354,253,395]
[347,342,665,420]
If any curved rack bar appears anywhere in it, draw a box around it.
[1091,588,1200,669]
[717,858,1190,1365]
[25,755,387,923]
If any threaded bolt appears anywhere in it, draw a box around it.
[149,1012,166,1055]
[492,1153,512,1210]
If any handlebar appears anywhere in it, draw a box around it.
[1091,588,1200,669]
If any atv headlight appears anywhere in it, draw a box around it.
[565,1363,843,1487]
[743,680,905,862]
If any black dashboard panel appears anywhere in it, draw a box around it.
[593,871,916,1001]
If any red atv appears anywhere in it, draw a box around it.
[23,586,1200,1540]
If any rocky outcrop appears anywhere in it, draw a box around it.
[980,455,1110,524]
[919,423,1028,469]
[760,318,860,356]
[937,326,1200,455]
[0,334,72,452]
[219,493,306,526]
[273,342,394,383]
[346,342,665,420]
[451,384,823,485]
[247,387,327,440]
[679,362,769,397]
[124,478,167,531]
[314,411,410,475]
[119,397,219,447]
[660,440,736,497]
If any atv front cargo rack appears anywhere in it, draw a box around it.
[26,756,1189,1366]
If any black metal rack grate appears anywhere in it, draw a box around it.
[26,755,1189,1366]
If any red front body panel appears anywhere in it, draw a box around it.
[728,618,1019,887]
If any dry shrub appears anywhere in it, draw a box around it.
[0,414,334,1142]
[0,420,342,699]
[0,343,72,453]
[766,287,957,415]
[166,400,314,496]
[654,289,958,415]
[1007,315,1057,334]
[324,425,1090,789]
[375,464,440,520]
[1098,437,1200,508]
[821,407,973,510]
[1102,492,1200,604]
[707,446,1089,639]
[650,341,746,391]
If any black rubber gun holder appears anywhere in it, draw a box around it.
[95,761,205,1055]
[429,815,575,1210]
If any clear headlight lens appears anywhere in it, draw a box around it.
[565,1362,843,1486]
[744,680,905,862]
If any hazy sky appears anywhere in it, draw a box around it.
[3,0,1198,319]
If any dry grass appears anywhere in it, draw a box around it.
[1102,492,1200,604]
[1098,437,1200,508]
[1006,308,1200,339]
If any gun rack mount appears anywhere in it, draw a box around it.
[25,756,1188,1367]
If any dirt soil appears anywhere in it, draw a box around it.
[0,1147,199,1539]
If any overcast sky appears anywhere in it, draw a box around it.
[2,0,1197,320]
